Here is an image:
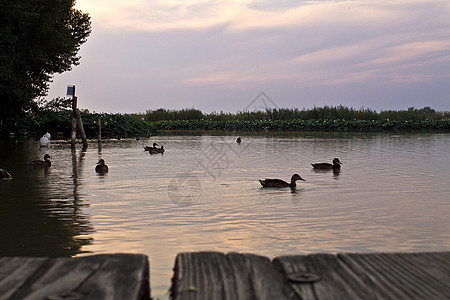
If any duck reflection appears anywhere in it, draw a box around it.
[311,168,341,177]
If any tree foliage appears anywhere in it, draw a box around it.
[0,0,91,117]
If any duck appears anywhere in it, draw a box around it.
[311,158,342,170]
[149,145,164,154]
[39,132,51,147]
[29,154,52,167]
[144,143,159,151]
[0,169,12,180]
[259,174,305,188]
[236,137,241,143]
[95,159,109,173]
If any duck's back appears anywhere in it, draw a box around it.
[311,163,333,169]
[95,164,109,173]
[260,178,289,187]
[29,160,51,167]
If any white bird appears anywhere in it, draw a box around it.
[39,132,51,147]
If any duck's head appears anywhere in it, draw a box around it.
[153,143,158,147]
[292,174,306,182]
[333,158,342,165]
[97,159,105,165]
[44,154,52,160]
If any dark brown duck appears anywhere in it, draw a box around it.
[259,174,305,188]
[311,158,342,170]
[29,154,51,167]
[95,159,109,173]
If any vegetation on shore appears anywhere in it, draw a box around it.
[135,106,450,132]
[0,112,156,139]
[2,105,449,139]
[150,119,449,132]
[139,106,449,122]
[0,98,156,139]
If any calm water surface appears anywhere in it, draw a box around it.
[1,132,449,298]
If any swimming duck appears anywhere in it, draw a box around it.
[95,159,109,173]
[236,137,241,143]
[259,174,305,188]
[149,145,164,154]
[29,154,52,167]
[144,143,159,151]
[311,158,342,170]
[0,169,12,180]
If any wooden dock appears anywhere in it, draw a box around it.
[171,251,450,300]
[0,251,448,299]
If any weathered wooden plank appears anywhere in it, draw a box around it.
[0,257,47,300]
[275,253,378,300]
[341,252,450,300]
[275,252,450,300]
[272,255,318,300]
[0,254,149,300]
[172,252,237,300]
[171,252,297,300]
[70,254,150,300]
[227,253,297,300]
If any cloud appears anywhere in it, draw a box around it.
[47,0,450,112]
[362,40,450,68]
[77,0,248,31]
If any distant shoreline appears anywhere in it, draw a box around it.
[150,119,450,132]
[2,111,448,140]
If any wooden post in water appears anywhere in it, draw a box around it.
[75,101,88,151]
[97,114,102,151]
[97,114,102,142]
[69,85,88,151]
[70,86,77,148]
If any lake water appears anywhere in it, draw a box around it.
[1,132,449,299]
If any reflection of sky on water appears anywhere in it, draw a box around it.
[1,132,449,298]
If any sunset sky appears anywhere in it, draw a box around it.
[46,0,450,113]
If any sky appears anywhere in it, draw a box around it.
[46,0,450,113]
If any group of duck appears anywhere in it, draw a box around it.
[1,137,342,185]
[0,153,110,179]
[0,140,167,180]
[240,137,343,189]
[144,143,165,154]
[259,157,342,188]
[0,154,51,180]
[235,137,345,189]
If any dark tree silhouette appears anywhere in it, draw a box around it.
[0,0,91,117]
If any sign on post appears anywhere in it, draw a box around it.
[67,85,75,97]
